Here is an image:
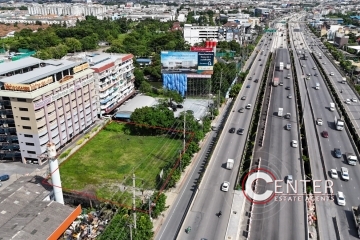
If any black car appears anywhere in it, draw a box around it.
[177,104,183,108]
[237,128,245,135]
[229,128,236,133]
[0,174,9,181]
[246,85,251,88]
[248,77,252,80]
[241,96,246,100]
[258,59,262,61]
[334,148,342,158]
[254,79,259,83]
[238,107,244,113]
[285,86,290,90]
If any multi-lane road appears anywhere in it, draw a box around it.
[249,25,307,240]
[292,22,360,239]
[175,35,274,240]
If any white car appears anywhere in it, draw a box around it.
[316,118,323,125]
[341,167,349,181]
[291,140,298,148]
[346,99,351,104]
[288,94,292,99]
[222,181,230,192]
[323,62,326,65]
[246,104,251,109]
[330,72,334,76]
[336,191,346,206]
[330,169,338,179]
[287,175,293,184]
[352,98,358,103]
[279,82,284,86]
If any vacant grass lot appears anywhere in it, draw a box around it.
[60,122,182,197]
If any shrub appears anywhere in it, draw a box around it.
[76,139,84,145]
[59,149,72,159]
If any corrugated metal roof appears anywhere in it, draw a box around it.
[0,57,41,76]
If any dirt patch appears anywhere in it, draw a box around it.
[0,23,50,37]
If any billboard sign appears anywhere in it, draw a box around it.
[161,51,214,75]
[197,52,214,74]
[190,47,213,52]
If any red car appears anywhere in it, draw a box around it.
[322,130,329,138]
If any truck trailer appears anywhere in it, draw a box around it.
[278,108,283,117]
[352,205,360,238]
[286,63,291,69]
[226,159,234,170]
[273,77,279,86]
[279,62,284,71]
[335,116,344,131]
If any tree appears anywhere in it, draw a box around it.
[229,83,242,98]
[139,81,152,94]
[65,37,82,52]
[134,68,145,88]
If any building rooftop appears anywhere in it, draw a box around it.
[0,58,80,84]
[0,175,77,240]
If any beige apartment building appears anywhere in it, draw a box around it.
[0,57,97,165]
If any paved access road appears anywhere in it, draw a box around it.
[155,35,274,240]
[249,25,306,240]
[293,24,360,240]
[175,36,274,240]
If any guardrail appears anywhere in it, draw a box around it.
[312,52,360,161]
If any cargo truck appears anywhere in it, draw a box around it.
[286,63,291,69]
[278,108,283,117]
[346,153,358,166]
[273,77,279,86]
[329,102,335,112]
[226,159,234,170]
[335,116,344,131]
[351,205,360,238]
[279,62,284,71]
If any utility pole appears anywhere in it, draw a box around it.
[129,223,133,240]
[148,195,152,220]
[132,173,137,229]
[218,71,223,109]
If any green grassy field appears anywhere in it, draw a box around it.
[60,122,182,199]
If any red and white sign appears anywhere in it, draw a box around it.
[190,47,213,52]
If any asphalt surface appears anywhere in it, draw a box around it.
[155,35,273,240]
[175,36,273,240]
[249,26,306,240]
[292,24,360,239]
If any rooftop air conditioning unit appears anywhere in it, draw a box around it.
[1,115,5,118]
[3,124,8,127]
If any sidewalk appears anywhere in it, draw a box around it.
[152,101,228,234]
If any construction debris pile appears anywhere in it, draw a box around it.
[62,209,113,240]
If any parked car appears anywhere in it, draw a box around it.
[0,174,9,181]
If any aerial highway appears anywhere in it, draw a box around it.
[249,24,306,240]
[155,34,274,240]
[292,23,360,239]
[175,34,275,240]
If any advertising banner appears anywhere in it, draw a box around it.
[190,47,213,52]
[161,51,214,75]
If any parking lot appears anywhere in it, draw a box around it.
[0,162,41,189]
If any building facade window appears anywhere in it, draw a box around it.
[25,142,35,146]
[21,117,30,120]
[24,134,33,138]
[19,107,28,111]
[27,151,36,154]
[17,98,27,102]
[23,126,31,130]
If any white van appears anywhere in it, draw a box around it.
[315,83,320,90]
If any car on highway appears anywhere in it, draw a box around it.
[312,66,316,70]
[285,86,290,90]
[246,85,251,88]
[237,128,245,135]
[322,62,326,65]
[238,107,244,113]
[346,99,351,104]
[246,104,251,109]
[258,59,262,61]
[286,124,291,130]
[314,73,318,77]
[291,140,298,148]
[330,72,334,76]
[248,77,252,80]
[287,175,293,184]
[241,96,246,100]
[336,191,346,206]
[306,73,311,76]
[321,130,329,138]
[341,167,349,181]
[0,174,9,181]
[334,148,342,158]
[352,98,358,102]
[221,181,230,192]
[260,64,263,66]
[288,94,292,99]
[330,169,338,179]
[229,128,236,133]
[316,118,323,125]
[279,82,284,86]
[254,79,259,83]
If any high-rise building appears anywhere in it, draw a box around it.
[0,57,97,165]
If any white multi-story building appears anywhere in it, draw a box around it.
[184,24,219,46]
[28,3,108,17]
[86,53,136,115]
